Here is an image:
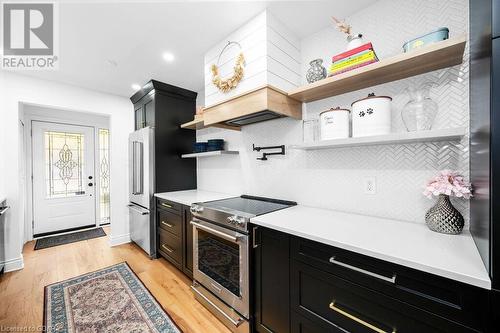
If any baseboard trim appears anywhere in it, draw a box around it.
[108,233,131,247]
[3,254,24,272]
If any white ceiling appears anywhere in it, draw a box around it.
[8,0,377,98]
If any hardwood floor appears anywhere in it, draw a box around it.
[0,227,231,333]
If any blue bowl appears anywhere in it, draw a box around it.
[207,139,224,151]
[193,142,208,153]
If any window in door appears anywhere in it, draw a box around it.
[99,128,110,224]
[44,131,85,198]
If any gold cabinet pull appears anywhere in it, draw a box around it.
[161,202,172,208]
[329,301,395,333]
[161,221,173,228]
[161,244,174,253]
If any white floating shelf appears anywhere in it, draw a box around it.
[291,127,466,150]
[181,150,240,158]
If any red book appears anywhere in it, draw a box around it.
[332,43,374,63]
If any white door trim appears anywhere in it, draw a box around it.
[23,106,109,240]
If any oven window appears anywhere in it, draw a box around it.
[198,229,240,296]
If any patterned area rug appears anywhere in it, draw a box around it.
[44,262,181,332]
[35,228,106,250]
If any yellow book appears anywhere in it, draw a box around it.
[330,51,376,71]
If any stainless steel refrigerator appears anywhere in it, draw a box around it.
[128,127,155,256]
[127,80,198,259]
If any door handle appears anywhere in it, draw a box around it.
[127,204,149,215]
[190,221,239,243]
[161,221,173,228]
[329,301,396,333]
[0,206,10,216]
[252,226,259,248]
[191,284,244,327]
[161,244,174,253]
[329,256,396,284]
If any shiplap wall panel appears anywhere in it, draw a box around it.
[204,10,301,107]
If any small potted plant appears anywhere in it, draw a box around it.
[423,170,472,234]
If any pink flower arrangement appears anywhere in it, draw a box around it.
[423,170,472,199]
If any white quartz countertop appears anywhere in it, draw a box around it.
[250,205,491,289]
[154,190,237,206]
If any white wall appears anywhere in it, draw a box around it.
[0,72,133,271]
[197,0,470,226]
[204,10,301,107]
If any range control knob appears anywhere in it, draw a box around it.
[190,205,203,214]
[227,216,237,224]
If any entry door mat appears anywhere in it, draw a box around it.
[34,227,107,250]
[44,262,181,333]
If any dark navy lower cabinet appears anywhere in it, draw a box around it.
[494,0,499,38]
[251,226,490,333]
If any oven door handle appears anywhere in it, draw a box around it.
[190,221,239,243]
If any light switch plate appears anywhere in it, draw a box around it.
[364,177,377,195]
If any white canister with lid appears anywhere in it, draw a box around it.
[319,107,350,140]
[351,93,392,137]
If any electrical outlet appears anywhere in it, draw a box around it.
[364,177,377,195]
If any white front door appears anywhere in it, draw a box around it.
[32,121,96,235]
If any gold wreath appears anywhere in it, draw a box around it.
[211,52,245,93]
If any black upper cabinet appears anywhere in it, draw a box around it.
[130,80,197,193]
[253,226,290,333]
[494,0,499,38]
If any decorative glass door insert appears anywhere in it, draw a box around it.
[44,131,85,198]
[99,129,110,223]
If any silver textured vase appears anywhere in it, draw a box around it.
[306,59,327,83]
[425,194,464,234]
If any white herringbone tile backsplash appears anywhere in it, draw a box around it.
[197,0,470,226]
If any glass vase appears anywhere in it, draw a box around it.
[401,83,438,131]
[306,59,327,84]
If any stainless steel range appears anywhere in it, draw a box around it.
[190,195,296,333]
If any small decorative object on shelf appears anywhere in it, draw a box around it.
[401,83,438,131]
[302,119,319,143]
[423,170,472,235]
[211,41,245,93]
[332,16,364,50]
[319,107,350,140]
[351,93,392,138]
[403,27,449,53]
[306,59,327,83]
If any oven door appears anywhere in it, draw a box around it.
[192,218,249,318]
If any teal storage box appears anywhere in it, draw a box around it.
[403,27,449,52]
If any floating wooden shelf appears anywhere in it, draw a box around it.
[291,127,466,150]
[288,35,467,103]
[181,150,240,158]
[180,118,240,131]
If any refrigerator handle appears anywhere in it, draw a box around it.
[132,141,144,195]
[132,141,136,194]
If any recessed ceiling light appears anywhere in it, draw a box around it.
[131,84,141,90]
[162,52,175,62]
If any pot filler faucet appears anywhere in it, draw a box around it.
[252,144,286,161]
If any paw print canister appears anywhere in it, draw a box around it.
[351,93,392,137]
[319,107,351,140]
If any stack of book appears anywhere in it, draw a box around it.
[329,43,379,76]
